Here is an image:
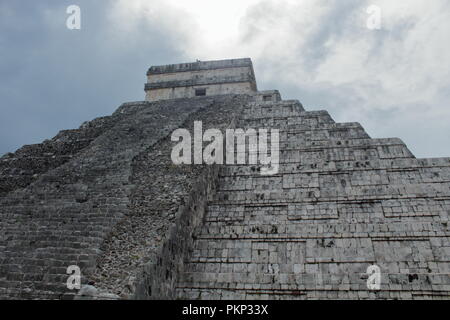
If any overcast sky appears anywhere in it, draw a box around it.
[1,0,449,158]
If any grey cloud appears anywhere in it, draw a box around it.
[0,0,186,155]
[238,0,450,158]
[1,0,449,160]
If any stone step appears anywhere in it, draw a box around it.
[215,169,450,193]
[177,271,450,288]
[194,224,450,240]
[211,181,450,203]
[175,287,450,300]
[218,157,450,177]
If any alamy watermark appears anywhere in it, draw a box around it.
[366,5,381,30]
[66,265,81,290]
[366,264,381,290]
[66,5,81,30]
[171,121,280,175]
[66,5,381,31]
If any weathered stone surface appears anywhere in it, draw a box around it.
[175,99,450,300]
[0,95,251,299]
[0,116,117,197]
[145,58,257,101]
[93,95,251,299]
[0,58,449,300]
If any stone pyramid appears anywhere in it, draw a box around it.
[0,59,449,300]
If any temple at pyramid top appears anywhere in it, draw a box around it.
[144,58,259,101]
